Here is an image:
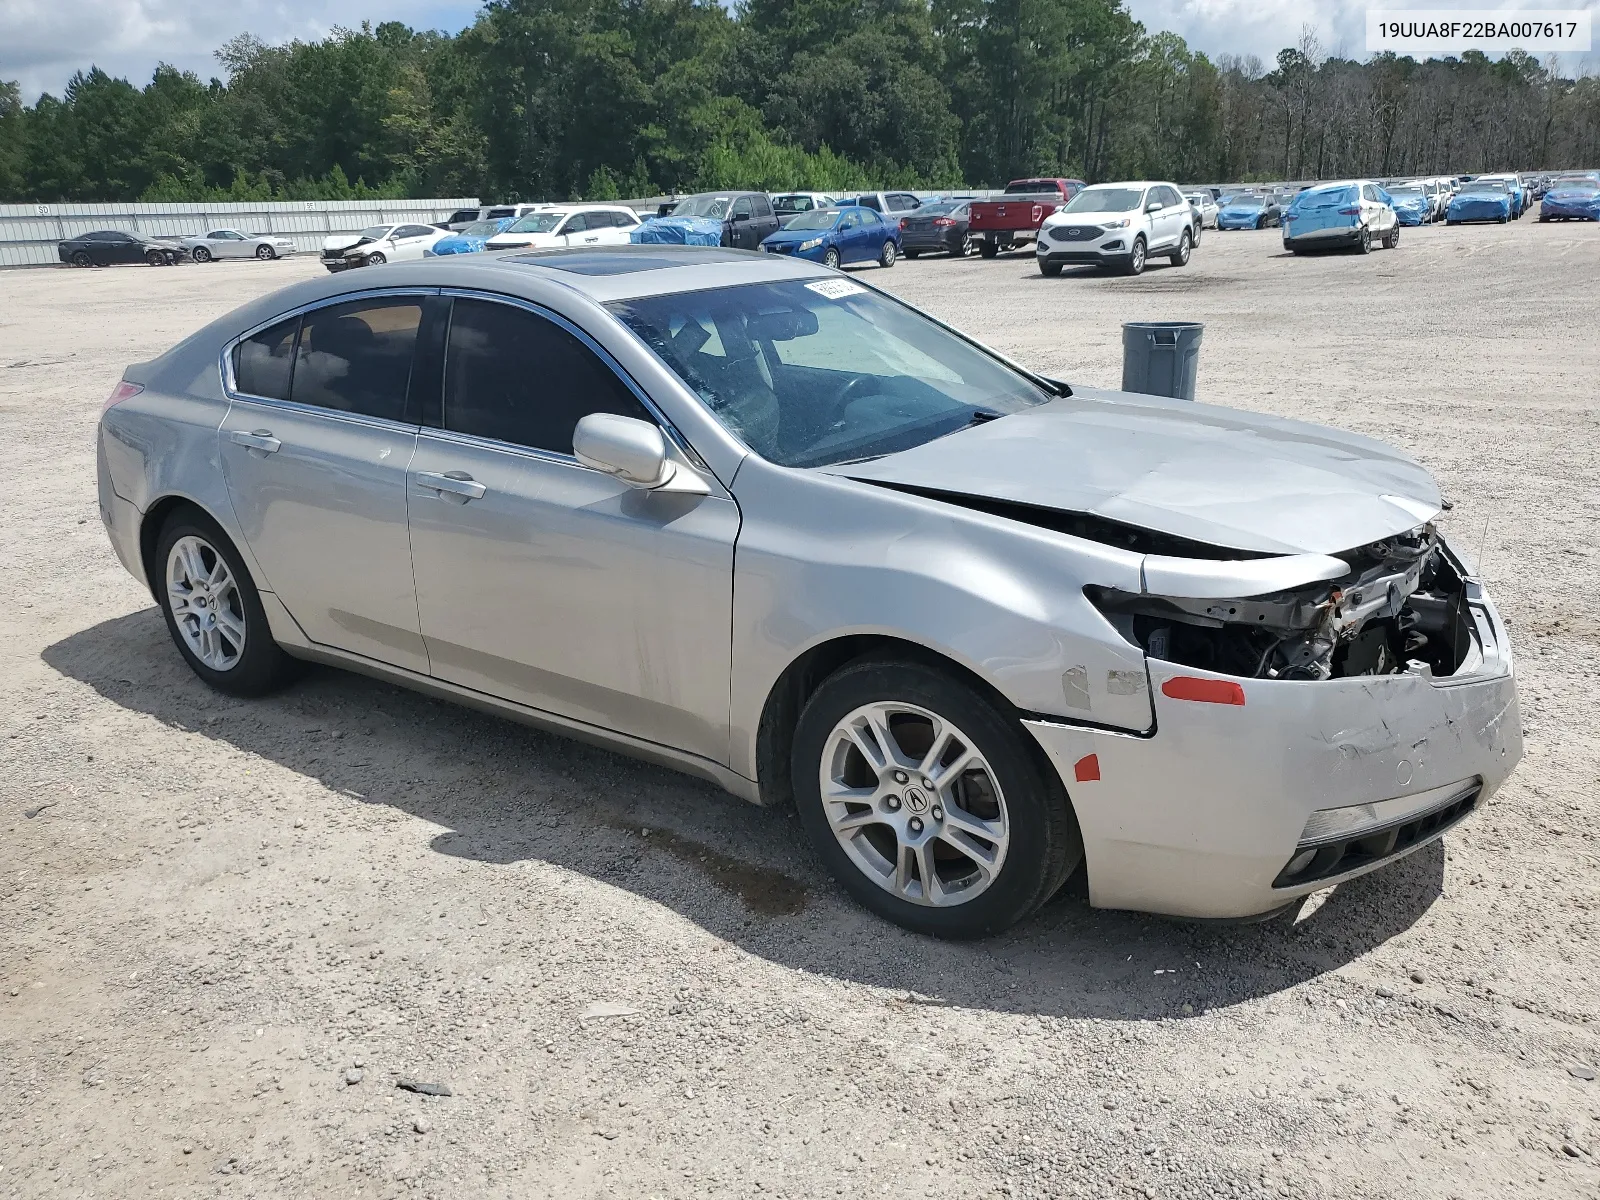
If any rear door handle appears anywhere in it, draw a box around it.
[416,470,487,502]
[230,429,281,454]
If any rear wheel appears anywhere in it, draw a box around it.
[192,246,213,263]
[979,240,999,259]
[1383,223,1400,249]
[1124,235,1147,275]
[1356,227,1372,254]
[1169,227,1192,267]
[904,248,921,259]
[823,246,841,270]
[792,658,1081,938]
[878,240,897,268]
[255,244,275,260]
[154,508,301,698]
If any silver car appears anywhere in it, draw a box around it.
[179,229,297,263]
[96,247,1521,937]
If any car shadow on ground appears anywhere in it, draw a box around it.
[46,609,1445,1022]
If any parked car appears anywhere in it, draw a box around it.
[1184,192,1219,228]
[771,193,838,226]
[1446,180,1513,225]
[898,201,972,257]
[1282,181,1398,253]
[1037,182,1195,277]
[1384,185,1433,226]
[842,192,924,216]
[58,230,187,267]
[968,178,1086,257]
[644,192,779,250]
[485,206,642,251]
[180,229,297,263]
[322,223,451,272]
[759,206,900,268]
[441,204,548,231]
[1538,177,1600,222]
[1216,194,1282,230]
[95,244,1521,937]
[425,217,519,256]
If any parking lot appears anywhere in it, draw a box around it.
[2,218,1598,1199]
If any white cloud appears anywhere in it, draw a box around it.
[2,0,481,101]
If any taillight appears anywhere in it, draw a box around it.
[933,217,956,227]
[898,218,907,229]
[102,380,143,415]
[1338,206,1361,215]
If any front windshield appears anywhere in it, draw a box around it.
[608,280,1053,469]
[784,209,842,231]
[359,226,393,240]
[673,195,732,219]
[1223,196,1263,208]
[460,220,504,237]
[1062,188,1143,214]
[507,212,565,234]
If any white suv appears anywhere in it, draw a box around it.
[484,205,643,251]
[1036,182,1194,276]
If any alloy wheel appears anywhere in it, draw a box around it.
[823,247,841,269]
[256,245,274,260]
[166,535,247,671]
[818,701,1010,907]
[193,247,212,263]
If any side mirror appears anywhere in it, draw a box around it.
[573,414,674,488]
[1146,202,1163,212]
[731,211,750,222]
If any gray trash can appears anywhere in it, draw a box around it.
[1121,321,1204,401]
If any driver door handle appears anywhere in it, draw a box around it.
[230,429,281,454]
[416,470,487,502]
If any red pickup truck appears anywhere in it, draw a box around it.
[967,178,1086,257]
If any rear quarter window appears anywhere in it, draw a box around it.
[232,316,300,400]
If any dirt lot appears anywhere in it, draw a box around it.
[2,219,1598,1200]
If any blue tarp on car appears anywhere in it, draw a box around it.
[631,217,725,246]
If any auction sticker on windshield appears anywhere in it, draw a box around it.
[806,279,868,300]
[1367,9,1590,51]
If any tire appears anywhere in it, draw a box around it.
[1383,224,1399,250]
[1498,214,1508,224]
[146,249,166,266]
[1356,227,1372,254]
[903,248,921,259]
[70,251,91,268]
[366,251,386,265]
[878,240,897,268]
[822,246,841,270]
[255,244,275,260]
[1124,235,1147,275]
[192,246,212,263]
[154,508,301,698]
[1255,216,1265,230]
[1169,227,1192,267]
[791,657,1082,938]
[979,240,999,259]
[1039,260,1062,277]
[1446,219,1457,226]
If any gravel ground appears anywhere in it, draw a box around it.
[2,219,1598,1200]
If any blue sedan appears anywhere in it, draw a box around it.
[1385,187,1433,226]
[1446,185,1512,224]
[425,217,517,256]
[1216,195,1282,230]
[759,206,902,268]
[1539,179,1600,222]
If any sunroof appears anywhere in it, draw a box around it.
[506,247,750,276]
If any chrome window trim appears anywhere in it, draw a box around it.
[434,287,700,465]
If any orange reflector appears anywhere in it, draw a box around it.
[1161,676,1246,705]
[1073,754,1100,782]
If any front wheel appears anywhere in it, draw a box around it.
[878,240,897,268]
[792,658,1082,938]
[1124,235,1147,275]
[146,249,166,266]
[70,251,91,268]
[1039,259,1062,277]
[154,509,301,697]
[1169,227,1192,266]
[822,246,841,270]
[255,244,275,260]
[366,251,386,265]
[192,246,212,263]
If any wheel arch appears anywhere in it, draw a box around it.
[138,494,258,605]
[754,632,1046,810]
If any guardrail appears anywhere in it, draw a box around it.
[0,199,481,268]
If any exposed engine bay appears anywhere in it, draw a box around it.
[1089,525,1474,680]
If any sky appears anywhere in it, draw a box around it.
[3,0,1596,104]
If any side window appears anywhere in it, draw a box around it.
[731,197,753,219]
[486,208,514,219]
[840,211,861,229]
[443,299,653,455]
[1362,185,1377,202]
[397,224,433,239]
[561,213,588,234]
[751,194,773,218]
[233,316,300,401]
[291,299,423,422]
[448,210,480,224]
[612,211,638,227]
[859,195,882,212]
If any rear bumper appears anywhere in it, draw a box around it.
[973,228,1038,245]
[97,434,146,589]
[1023,562,1521,919]
[901,231,963,253]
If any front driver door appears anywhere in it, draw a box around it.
[730,197,757,248]
[406,295,739,763]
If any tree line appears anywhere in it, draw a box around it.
[2,0,1598,205]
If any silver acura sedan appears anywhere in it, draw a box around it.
[96,247,1521,937]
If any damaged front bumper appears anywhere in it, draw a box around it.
[1025,557,1520,919]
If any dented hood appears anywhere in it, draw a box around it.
[832,387,1442,556]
